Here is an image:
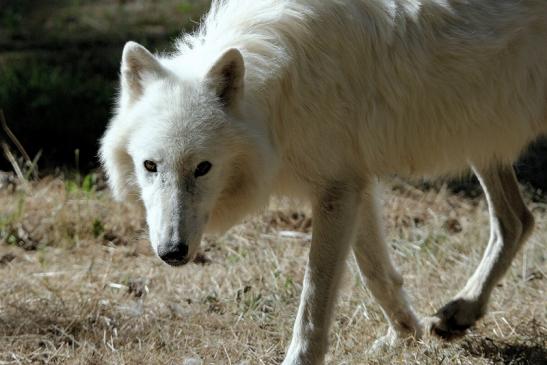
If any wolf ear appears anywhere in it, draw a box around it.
[205,48,245,109]
[121,41,167,105]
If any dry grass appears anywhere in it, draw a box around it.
[0,175,545,364]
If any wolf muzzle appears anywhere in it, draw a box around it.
[157,242,189,266]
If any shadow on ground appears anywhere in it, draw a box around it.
[461,323,547,365]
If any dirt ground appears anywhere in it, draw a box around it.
[0,176,545,364]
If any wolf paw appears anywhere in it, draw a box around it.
[368,324,422,353]
[428,298,484,340]
[368,330,399,354]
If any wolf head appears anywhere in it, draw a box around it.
[100,42,276,266]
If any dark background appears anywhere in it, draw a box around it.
[0,0,207,171]
[1,0,546,192]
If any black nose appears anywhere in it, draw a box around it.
[158,242,189,266]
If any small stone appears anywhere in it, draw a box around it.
[183,358,203,365]
[0,253,16,265]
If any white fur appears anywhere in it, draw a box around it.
[100,0,547,363]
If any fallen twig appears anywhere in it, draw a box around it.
[1,142,28,188]
[0,109,39,179]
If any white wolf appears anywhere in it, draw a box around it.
[100,0,547,363]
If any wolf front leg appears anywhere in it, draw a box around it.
[352,183,422,350]
[431,164,534,338]
[283,185,361,365]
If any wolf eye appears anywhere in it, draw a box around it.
[143,160,157,172]
[194,161,212,178]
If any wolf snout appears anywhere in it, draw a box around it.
[157,242,189,266]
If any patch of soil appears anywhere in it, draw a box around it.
[462,321,547,365]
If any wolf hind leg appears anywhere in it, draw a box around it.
[430,164,534,339]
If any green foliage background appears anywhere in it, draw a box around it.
[0,0,206,170]
[0,53,115,169]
